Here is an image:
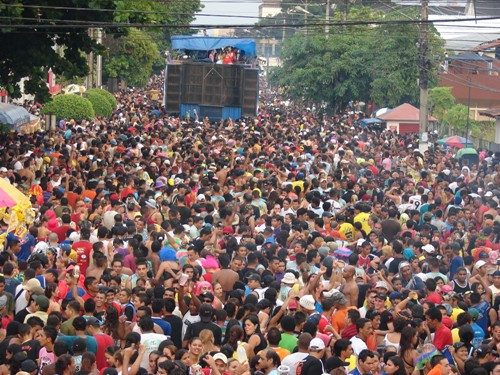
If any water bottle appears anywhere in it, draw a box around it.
[236,341,248,363]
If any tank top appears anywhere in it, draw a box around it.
[452,279,470,295]
[245,332,267,354]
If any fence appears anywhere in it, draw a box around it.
[453,129,494,151]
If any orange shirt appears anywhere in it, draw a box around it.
[271,347,291,361]
[332,306,357,334]
[366,333,377,351]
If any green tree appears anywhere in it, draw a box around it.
[443,104,477,132]
[42,94,95,121]
[0,0,201,102]
[272,6,445,111]
[84,90,113,118]
[0,0,117,103]
[86,88,117,109]
[429,87,455,121]
[105,28,160,87]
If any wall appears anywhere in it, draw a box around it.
[439,73,500,121]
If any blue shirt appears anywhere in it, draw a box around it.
[449,257,464,280]
[152,317,172,336]
[473,300,490,335]
[57,334,98,354]
[349,368,362,375]
[18,234,35,261]
[472,322,485,348]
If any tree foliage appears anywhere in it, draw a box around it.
[105,28,159,88]
[0,0,201,102]
[0,0,117,103]
[86,88,117,109]
[84,90,113,118]
[429,87,455,121]
[271,6,445,112]
[42,94,95,121]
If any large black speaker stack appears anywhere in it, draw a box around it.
[165,63,258,117]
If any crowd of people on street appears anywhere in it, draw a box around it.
[1,75,500,375]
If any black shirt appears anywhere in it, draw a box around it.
[379,309,394,331]
[21,339,41,361]
[14,308,30,324]
[388,257,406,275]
[184,321,222,346]
[163,314,183,349]
[298,355,324,375]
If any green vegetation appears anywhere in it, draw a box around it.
[42,94,95,121]
[0,0,201,102]
[105,28,160,88]
[270,7,445,112]
[86,88,117,109]
[85,90,113,118]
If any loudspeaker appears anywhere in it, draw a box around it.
[165,65,182,112]
[241,68,259,116]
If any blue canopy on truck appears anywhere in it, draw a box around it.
[171,36,256,57]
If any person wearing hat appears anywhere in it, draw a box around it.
[278,272,298,302]
[298,295,316,315]
[475,345,495,373]
[331,290,355,334]
[23,295,49,324]
[245,273,263,297]
[297,338,327,375]
[20,359,38,375]
[183,303,222,348]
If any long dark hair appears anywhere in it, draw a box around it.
[55,354,73,375]
[399,326,417,359]
[243,313,261,338]
[387,356,408,375]
[103,305,120,339]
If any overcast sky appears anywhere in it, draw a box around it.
[194,1,261,27]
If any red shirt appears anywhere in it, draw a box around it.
[52,225,71,243]
[72,240,93,275]
[425,292,443,305]
[94,333,115,370]
[433,323,453,350]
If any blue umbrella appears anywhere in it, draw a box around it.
[150,109,161,117]
[360,118,382,128]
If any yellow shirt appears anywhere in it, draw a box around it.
[354,212,372,234]
[339,222,355,241]
[451,307,465,323]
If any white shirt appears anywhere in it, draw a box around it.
[139,332,169,369]
[281,352,309,375]
[182,311,201,340]
[350,336,368,356]
[15,286,28,314]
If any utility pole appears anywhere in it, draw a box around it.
[466,76,471,146]
[418,0,429,152]
[96,28,103,88]
[86,28,94,89]
[325,0,330,35]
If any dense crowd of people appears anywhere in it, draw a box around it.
[0,76,500,375]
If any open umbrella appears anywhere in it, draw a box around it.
[436,135,473,149]
[360,118,382,128]
[456,147,478,158]
[0,178,30,208]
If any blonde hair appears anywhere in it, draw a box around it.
[199,329,219,352]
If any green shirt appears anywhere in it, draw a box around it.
[279,333,298,353]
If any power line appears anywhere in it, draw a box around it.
[1,15,500,29]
